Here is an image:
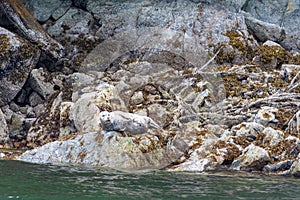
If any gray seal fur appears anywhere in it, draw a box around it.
[99,111,161,134]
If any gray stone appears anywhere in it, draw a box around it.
[1,106,13,122]
[232,122,265,141]
[9,102,20,113]
[263,40,283,47]
[26,106,35,118]
[231,144,270,171]
[18,132,183,170]
[73,0,87,10]
[0,109,9,146]
[243,12,286,43]
[130,91,144,105]
[195,0,247,12]
[287,110,300,136]
[290,159,300,177]
[0,27,40,105]
[29,68,61,100]
[26,92,63,148]
[29,92,44,107]
[263,160,293,173]
[59,102,76,138]
[22,0,72,22]
[15,89,27,105]
[255,107,278,127]
[47,8,94,38]
[0,1,64,60]
[242,0,300,51]
[7,113,25,139]
[84,0,250,52]
[262,127,284,146]
[242,0,288,25]
[70,84,117,133]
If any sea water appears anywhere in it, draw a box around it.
[0,160,299,200]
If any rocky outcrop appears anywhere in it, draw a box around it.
[231,144,270,171]
[18,131,185,170]
[0,27,40,105]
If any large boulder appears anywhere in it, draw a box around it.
[22,0,72,22]
[69,83,120,133]
[0,27,40,105]
[28,68,62,100]
[242,0,300,51]
[231,144,270,171]
[18,132,184,170]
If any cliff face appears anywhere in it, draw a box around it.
[0,0,300,175]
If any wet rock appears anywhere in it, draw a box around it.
[263,160,293,173]
[0,0,64,60]
[0,109,9,146]
[0,27,40,105]
[231,144,270,171]
[169,157,213,172]
[18,132,183,170]
[22,0,72,22]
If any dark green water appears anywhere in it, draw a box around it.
[1,160,300,200]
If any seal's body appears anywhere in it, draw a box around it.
[99,111,160,134]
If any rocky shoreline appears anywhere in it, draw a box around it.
[0,0,300,176]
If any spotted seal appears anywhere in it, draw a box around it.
[99,111,161,135]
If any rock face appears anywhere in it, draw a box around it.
[242,0,300,51]
[0,27,40,105]
[1,0,300,175]
[22,0,72,22]
[0,0,64,60]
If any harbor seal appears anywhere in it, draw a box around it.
[99,111,161,135]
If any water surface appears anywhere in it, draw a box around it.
[0,160,299,199]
